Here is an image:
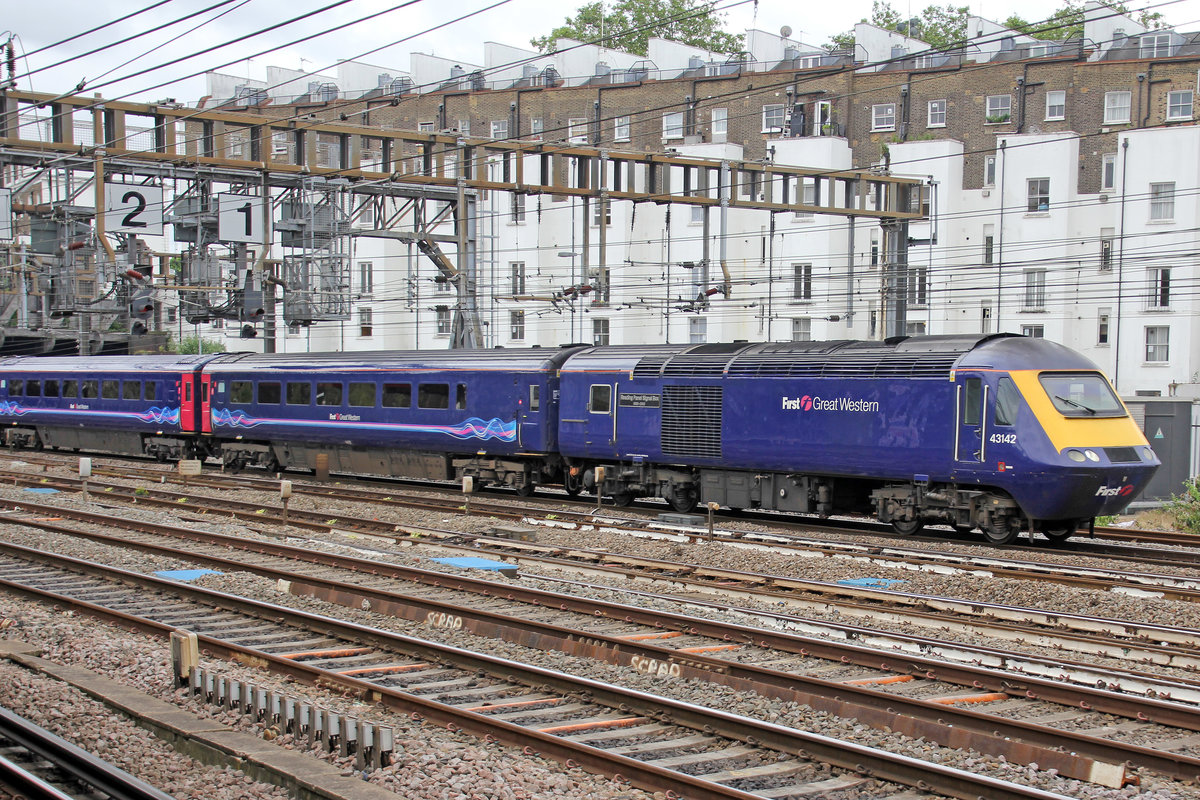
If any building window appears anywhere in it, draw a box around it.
[1104,91,1131,124]
[906,321,927,336]
[490,119,508,139]
[592,201,612,227]
[792,317,811,341]
[358,307,373,337]
[511,193,526,223]
[418,121,434,132]
[1024,269,1046,309]
[593,317,610,346]
[530,118,543,140]
[872,103,896,131]
[613,115,630,141]
[688,316,707,343]
[1148,267,1171,308]
[981,305,992,334]
[792,263,812,301]
[1027,178,1050,212]
[510,261,525,296]
[1150,181,1175,220]
[1140,33,1172,58]
[762,104,785,132]
[927,99,946,127]
[985,95,1011,122]
[711,108,727,141]
[1097,309,1110,345]
[435,305,451,335]
[1101,153,1117,191]
[510,310,525,340]
[1100,230,1114,271]
[1021,324,1044,339]
[568,118,588,143]
[984,234,994,265]
[984,155,996,187]
[794,182,816,221]
[663,111,684,139]
[1045,90,1066,120]
[1167,90,1193,121]
[358,261,373,295]
[1145,325,1169,361]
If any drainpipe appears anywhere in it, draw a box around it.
[996,140,1007,330]
[1114,137,1129,391]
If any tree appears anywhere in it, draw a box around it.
[531,0,744,58]
[1005,1,1164,41]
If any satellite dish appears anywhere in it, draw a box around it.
[780,25,793,38]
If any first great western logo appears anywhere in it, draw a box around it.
[782,395,880,413]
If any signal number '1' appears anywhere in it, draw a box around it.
[236,202,253,236]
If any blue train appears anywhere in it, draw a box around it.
[0,334,1159,545]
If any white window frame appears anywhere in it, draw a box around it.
[927,99,946,127]
[985,95,1011,123]
[510,310,525,341]
[457,119,470,136]
[510,193,526,223]
[1104,91,1131,124]
[510,261,526,296]
[435,305,451,335]
[358,307,373,338]
[872,103,896,132]
[1021,324,1044,339]
[1150,181,1175,221]
[711,108,728,141]
[984,155,997,187]
[1045,90,1066,120]
[762,104,785,133]
[1167,90,1193,121]
[613,115,630,141]
[792,317,811,341]
[1023,268,1046,309]
[1147,267,1171,309]
[1097,308,1110,346]
[418,121,435,132]
[688,316,707,344]
[568,118,588,144]
[792,262,813,301]
[1027,178,1050,212]
[593,317,610,346]
[530,118,543,140]
[1101,153,1117,192]
[794,182,816,221]
[1145,325,1170,362]
[490,119,508,139]
[358,261,373,295]
[1140,33,1172,58]
[662,111,685,140]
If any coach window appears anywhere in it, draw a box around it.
[43,380,59,398]
[286,382,312,405]
[529,385,540,411]
[26,380,40,397]
[230,381,253,404]
[123,381,142,401]
[418,383,449,409]
[258,382,281,404]
[145,383,158,401]
[82,380,98,399]
[102,380,119,399]
[382,383,411,408]
[590,384,612,414]
[316,382,343,406]
[456,384,467,410]
[962,378,982,425]
[8,380,21,396]
[349,383,375,407]
[63,380,78,398]
[994,377,1020,426]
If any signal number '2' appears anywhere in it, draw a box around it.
[121,191,148,228]
[235,202,253,236]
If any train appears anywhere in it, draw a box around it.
[0,333,1159,545]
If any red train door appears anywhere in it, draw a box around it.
[200,373,213,433]
[179,375,197,433]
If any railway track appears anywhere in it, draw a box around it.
[0,537,1086,800]
[8,503,1200,790]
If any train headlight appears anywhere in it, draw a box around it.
[1066,449,1086,462]
[1143,447,1155,461]
[1084,449,1100,462]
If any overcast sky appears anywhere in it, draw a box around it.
[6,0,1200,103]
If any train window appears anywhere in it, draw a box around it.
[1039,372,1124,417]
[382,383,411,408]
[145,383,158,401]
[62,380,78,398]
[456,384,467,410]
[26,380,41,397]
[43,380,59,398]
[101,380,119,399]
[201,382,209,402]
[962,378,982,425]
[123,381,141,400]
[348,383,375,407]
[418,383,449,409]
[9,380,22,396]
[590,384,612,414]
[230,381,253,404]
[183,383,192,402]
[994,378,1020,426]
[258,382,281,404]
[316,383,343,406]
[286,382,312,405]
[529,385,540,411]
[82,381,98,399]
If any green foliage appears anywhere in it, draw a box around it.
[531,0,743,58]
[1093,514,1118,525]
[1005,1,1165,41]
[172,335,227,355]
[1167,479,1200,534]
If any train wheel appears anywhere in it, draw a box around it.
[1042,521,1078,545]
[611,490,635,507]
[983,518,1022,545]
[514,482,535,497]
[668,488,697,513]
[891,518,923,536]
[564,474,583,496]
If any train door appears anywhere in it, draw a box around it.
[518,382,540,450]
[179,376,197,433]
[586,381,618,451]
[199,373,214,433]
[954,374,988,463]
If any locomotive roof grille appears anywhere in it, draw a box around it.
[634,350,962,379]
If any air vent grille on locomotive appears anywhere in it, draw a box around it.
[662,385,722,459]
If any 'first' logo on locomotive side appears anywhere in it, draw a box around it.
[782,395,880,413]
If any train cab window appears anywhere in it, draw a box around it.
[316,383,343,406]
[456,384,467,410]
[258,382,281,404]
[123,381,141,401]
[382,383,411,408]
[348,383,375,407]
[1039,372,1124,417]
[286,382,312,405]
[418,383,449,409]
[63,380,78,398]
[994,377,1020,426]
[590,385,612,414]
[101,380,119,399]
[962,378,982,425]
[25,380,40,397]
[43,380,59,398]
[9,380,22,396]
[230,381,253,404]
[529,385,540,411]
[82,381,98,399]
